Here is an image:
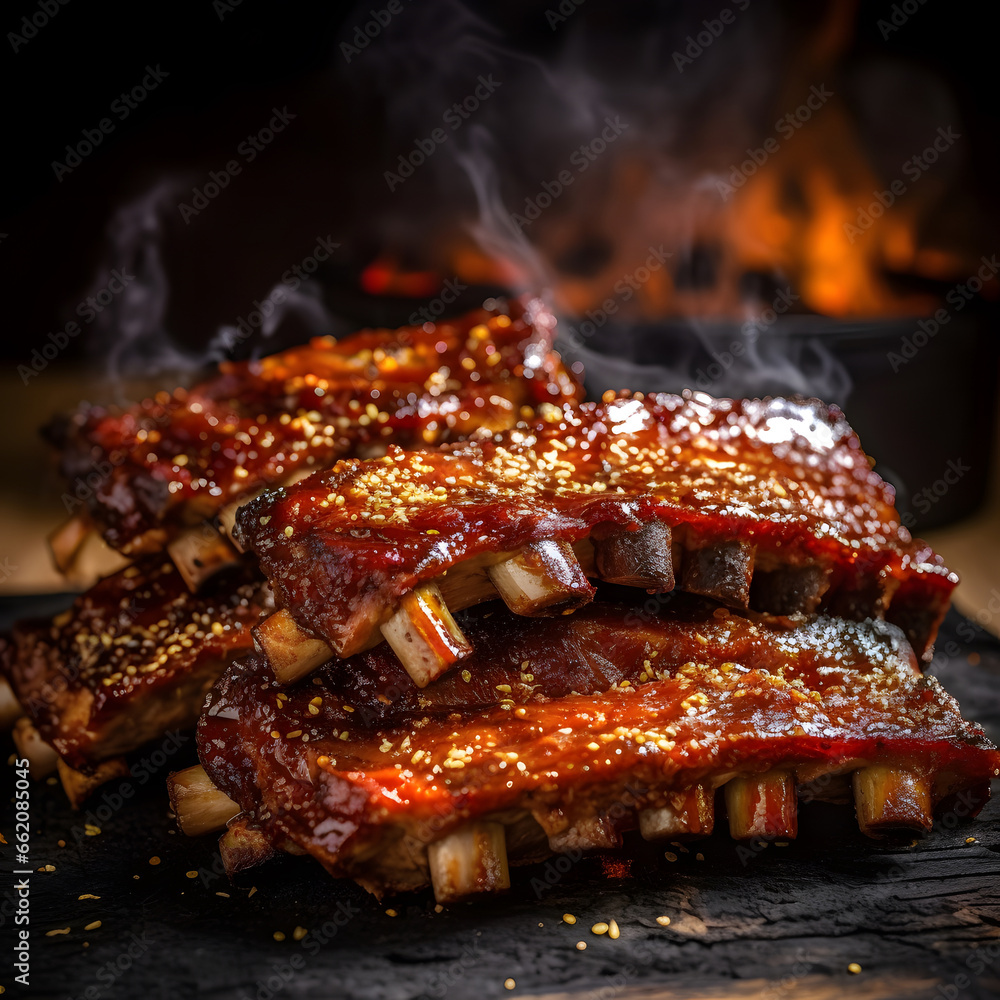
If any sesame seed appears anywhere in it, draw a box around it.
[575,941,587,951]
[504,978,516,990]
[84,920,102,931]
[608,919,620,939]
[273,931,285,941]
[591,922,609,935]
[562,913,576,924]
[186,871,199,879]
[847,963,862,974]
[655,916,671,927]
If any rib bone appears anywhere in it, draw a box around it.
[58,756,130,809]
[682,539,756,608]
[427,821,510,903]
[167,764,240,836]
[853,765,933,837]
[547,814,620,852]
[255,609,333,686]
[594,521,675,591]
[725,771,798,840]
[12,719,59,779]
[48,514,92,574]
[487,540,594,616]
[379,583,473,687]
[639,784,714,840]
[219,817,275,875]
[167,525,241,593]
[0,677,22,731]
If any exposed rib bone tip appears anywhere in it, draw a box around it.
[380,583,472,687]
[853,765,933,837]
[428,821,510,903]
[725,771,798,840]
[639,785,714,840]
[48,515,93,574]
[12,718,59,779]
[167,764,240,836]
[58,756,130,809]
[167,524,241,593]
[547,814,620,852]
[219,817,275,875]
[0,677,22,731]
[682,539,756,609]
[255,609,333,685]
[594,521,675,591]
[487,540,595,617]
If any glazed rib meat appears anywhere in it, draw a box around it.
[195,598,999,901]
[1,556,269,781]
[50,298,579,557]
[236,392,955,689]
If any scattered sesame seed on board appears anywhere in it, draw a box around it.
[185,871,199,879]
[608,919,620,940]
[504,978,516,990]
[248,887,257,897]
[78,894,100,900]
[656,916,671,927]
[562,913,577,924]
[385,908,398,917]
[591,922,609,935]
[293,927,308,941]
[149,856,161,866]
[273,931,285,942]
[84,921,102,931]
[848,963,862,974]
[46,928,71,936]
[664,851,677,862]
[966,837,977,844]
[575,941,587,951]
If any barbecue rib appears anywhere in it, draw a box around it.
[235,392,955,687]
[190,597,999,902]
[50,298,579,560]
[1,556,269,796]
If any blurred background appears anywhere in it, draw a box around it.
[1,0,998,626]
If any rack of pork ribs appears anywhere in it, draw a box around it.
[45,296,578,589]
[0,300,577,805]
[161,389,1000,904]
[178,595,1000,903]
[232,391,957,691]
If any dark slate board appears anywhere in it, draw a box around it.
[3,601,1000,1000]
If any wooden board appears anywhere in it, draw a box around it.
[2,601,999,1000]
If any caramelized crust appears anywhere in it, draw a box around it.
[198,599,998,896]
[1,557,269,770]
[236,392,955,660]
[51,299,579,555]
